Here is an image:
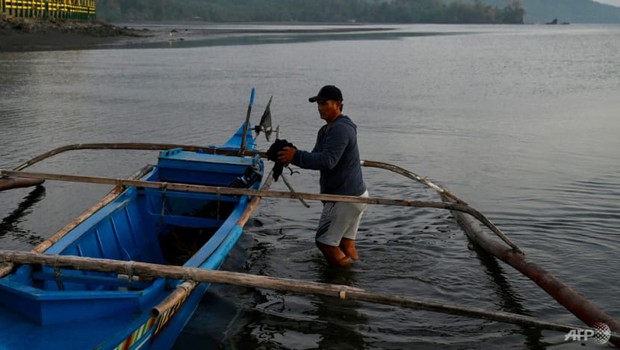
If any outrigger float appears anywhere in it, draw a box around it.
[0,176,44,191]
[0,93,618,348]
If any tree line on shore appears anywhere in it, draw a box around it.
[96,0,525,24]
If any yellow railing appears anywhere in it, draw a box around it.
[2,0,96,20]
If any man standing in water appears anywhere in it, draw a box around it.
[278,85,368,267]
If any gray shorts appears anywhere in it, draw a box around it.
[315,190,369,247]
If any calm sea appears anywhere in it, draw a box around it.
[1,24,619,349]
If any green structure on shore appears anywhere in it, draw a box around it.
[1,0,95,20]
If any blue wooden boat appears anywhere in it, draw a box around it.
[0,124,264,349]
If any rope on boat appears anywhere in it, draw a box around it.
[0,249,618,344]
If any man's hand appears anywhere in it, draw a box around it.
[278,147,296,166]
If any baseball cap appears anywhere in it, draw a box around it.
[308,85,343,103]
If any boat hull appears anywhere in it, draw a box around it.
[0,125,263,349]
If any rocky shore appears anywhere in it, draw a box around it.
[0,15,150,51]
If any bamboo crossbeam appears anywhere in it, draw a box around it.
[4,141,522,252]
[361,160,465,204]
[5,141,519,251]
[0,249,617,343]
[11,143,262,171]
[0,168,521,252]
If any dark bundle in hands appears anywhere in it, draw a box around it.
[266,139,296,181]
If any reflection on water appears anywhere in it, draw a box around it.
[469,243,545,349]
[1,24,619,349]
[0,186,46,246]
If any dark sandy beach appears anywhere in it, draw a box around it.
[0,16,394,52]
[0,16,153,51]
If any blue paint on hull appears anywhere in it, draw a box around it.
[0,124,262,349]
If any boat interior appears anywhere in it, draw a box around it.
[0,147,263,325]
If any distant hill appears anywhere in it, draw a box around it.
[95,0,524,23]
[94,0,620,24]
[482,0,620,23]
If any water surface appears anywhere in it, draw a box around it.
[1,24,619,349]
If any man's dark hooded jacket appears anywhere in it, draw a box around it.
[292,115,366,196]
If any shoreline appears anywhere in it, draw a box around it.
[0,16,162,52]
[0,17,395,52]
[0,16,150,52]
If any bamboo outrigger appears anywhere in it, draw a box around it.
[1,138,618,346]
[0,176,44,191]
[0,249,618,345]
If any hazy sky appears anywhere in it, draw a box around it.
[593,0,620,6]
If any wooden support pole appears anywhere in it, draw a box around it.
[0,167,522,252]
[0,249,618,344]
[0,170,473,212]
